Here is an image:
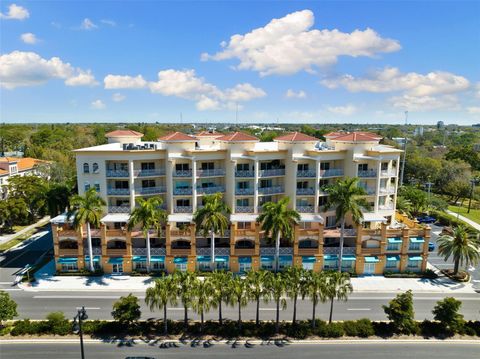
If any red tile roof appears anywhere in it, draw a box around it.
[0,157,49,173]
[158,132,197,141]
[328,132,382,142]
[195,131,224,138]
[217,132,259,142]
[274,132,319,142]
[105,129,144,137]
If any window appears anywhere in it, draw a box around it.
[152,261,164,271]
[324,259,338,270]
[237,222,251,229]
[201,162,214,170]
[94,182,100,192]
[216,261,229,270]
[302,262,314,270]
[141,162,155,170]
[297,199,310,207]
[407,260,420,270]
[134,261,147,271]
[260,179,272,188]
[237,163,249,171]
[318,196,328,206]
[113,163,128,171]
[236,198,249,207]
[409,242,421,251]
[299,222,311,229]
[175,181,190,189]
[239,261,252,273]
[176,199,190,207]
[319,179,329,187]
[381,162,389,171]
[142,180,156,188]
[278,258,291,271]
[326,216,336,228]
[298,163,309,171]
[320,162,330,170]
[358,164,368,171]
[92,163,99,174]
[198,261,211,271]
[237,181,249,189]
[176,163,190,171]
[387,243,400,251]
[297,181,308,189]
[385,261,397,269]
[261,259,274,271]
[61,262,78,271]
[175,262,187,271]
[83,163,90,174]
[84,182,90,192]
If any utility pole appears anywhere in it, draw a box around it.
[235,103,239,128]
[399,111,408,187]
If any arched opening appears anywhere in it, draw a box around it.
[83,163,90,174]
[298,238,318,249]
[107,239,127,249]
[59,240,78,249]
[171,240,191,249]
[235,239,255,249]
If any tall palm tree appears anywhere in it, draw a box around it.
[193,193,231,271]
[229,275,249,331]
[145,275,177,335]
[265,272,287,333]
[301,271,327,329]
[257,197,300,272]
[191,277,214,332]
[68,188,106,272]
[438,225,480,275]
[127,197,167,272]
[395,196,412,216]
[284,266,306,325]
[207,270,233,325]
[246,269,270,326]
[325,271,353,323]
[173,271,196,329]
[323,177,369,271]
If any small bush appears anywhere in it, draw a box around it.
[46,312,70,335]
[343,319,374,337]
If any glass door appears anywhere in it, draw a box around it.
[112,263,123,274]
[363,262,375,274]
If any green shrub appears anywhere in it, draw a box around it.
[323,323,345,338]
[343,319,374,337]
[46,312,71,335]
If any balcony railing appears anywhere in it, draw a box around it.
[108,206,131,213]
[258,186,284,195]
[235,170,254,177]
[259,169,285,177]
[297,170,317,178]
[360,187,376,195]
[320,169,344,177]
[170,229,191,237]
[234,229,256,236]
[196,186,225,194]
[134,169,166,177]
[135,186,166,195]
[235,188,254,195]
[379,187,395,195]
[107,188,130,195]
[173,170,192,177]
[106,229,126,237]
[323,247,356,255]
[235,206,254,213]
[197,169,226,177]
[297,206,315,213]
[58,229,78,237]
[173,206,193,213]
[358,170,377,178]
[106,170,129,178]
[296,188,315,195]
[173,187,192,195]
[58,248,78,256]
[132,247,166,255]
[379,204,395,210]
[381,169,397,177]
[196,247,231,256]
[106,248,127,256]
[83,247,102,255]
[260,247,293,255]
[171,248,191,256]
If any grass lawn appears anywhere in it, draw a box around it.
[448,205,480,225]
[0,228,37,252]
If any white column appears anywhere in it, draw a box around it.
[128,160,135,212]
[166,159,174,214]
[314,159,320,213]
[230,160,237,213]
[375,160,381,212]
[192,157,197,211]
[254,159,259,213]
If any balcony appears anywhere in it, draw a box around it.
[107,188,130,196]
[197,186,225,195]
[235,188,254,195]
[320,169,344,177]
[196,247,230,256]
[108,206,130,213]
[260,247,293,255]
[360,187,376,195]
[134,169,166,177]
[235,206,254,213]
[58,248,79,256]
[297,206,315,213]
[135,186,167,195]
[171,248,191,256]
[83,247,102,255]
[323,247,356,255]
[298,247,319,256]
[296,188,315,195]
[379,187,395,195]
[106,229,126,237]
[379,204,395,211]
[197,169,226,177]
[235,170,254,178]
[381,169,397,177]
[173,206,193,213]
[58,229,78,238]
[259,169,285,177]
[132,247,166,255]
[106,170,129,178]
[358,170,378,178]
[297,170,317,178]
[299,229,320,236]
[234,229,256,237]
[173,170,192,177]
[173,187,192,195]
[234,248,256,256]
[361,247,381,255]
[258,186,284,195]
[170,229,191,237]
[106,248,127,256]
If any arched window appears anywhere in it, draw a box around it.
[84,181,90,192]
[83,163,90,174]
[92,163,99,173]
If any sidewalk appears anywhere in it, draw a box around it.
[0,216,50,246]
[446,210,480,231]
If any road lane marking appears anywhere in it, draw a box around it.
[0,288,22,291]
[75,307,101,310]
[166,308,184,311]
[33,295,145,299]
[347,308,371,311]
[0,282,14,284]
[259,308,276,311]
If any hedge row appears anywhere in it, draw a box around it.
[431,210,478,233]
[4,318,480,339]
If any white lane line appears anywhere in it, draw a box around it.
[34,295,145,299]
[259,308,276,311]
[166,308,184,311]
[0,282,14,284]
[347,308,371,311]
[0,288,22,291]
[75,307,101,310]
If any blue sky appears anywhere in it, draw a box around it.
[1,1,479,125]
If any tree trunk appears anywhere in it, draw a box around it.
[275,299,280,333]
[312,297,317,329]
[238,299,242,331]
[292,294,297,325]
[211,231,215,271]
[338,219,345,272]
[218,300,223,325]
[163,305,168,335]
[454,258,460,275]
[201,311,204,332]
[275,231,281,272]
[256,297,260,326]
[86,222,94,272]
[329,296,334,324]
[146,230,151,272]
[184,305,188,329]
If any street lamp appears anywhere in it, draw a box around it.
[73,306,88,359]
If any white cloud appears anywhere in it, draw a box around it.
[80,18,97,30]
[285,89,306,98]
[104,74,147,89]
[467,107,480,115]
[224,83,266,102]
[91,99,105,109]
[0,51,98,89]
[202,9,400,76]
[322,67,470,97]
[389,94,460,111]
[20,33,37,44]
[100,19,116,26]
[0,3,29,20]
[112,93,126,102]
[326,104,357,116]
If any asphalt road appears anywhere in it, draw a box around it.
[1,341,479,359]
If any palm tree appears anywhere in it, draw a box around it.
[246,269,270,326]
[208,271,233,325]
[323,177,369,271]
[257,197,300,272]
[301,271,327,329]
[396,196,412,216]
[438,225,480,275]
[284,266,306,325]
[193,193,231,271]
[191,277,214,332]
[68,188,106,272]
[127,197,167,272]
[173,271,196,329]
[145,275,177,335]
[265,272,287,333]
[229,275,249,331]
[325,271,353,323]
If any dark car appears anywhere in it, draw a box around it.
[428,242,435,252]
[417,215,436,224]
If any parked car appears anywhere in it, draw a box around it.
[416,215,436,224]
[428,242,435,252]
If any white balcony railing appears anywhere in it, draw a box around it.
[108,206,131,213]
[235,206,254,213]
[380,169,397,177]
[297,170,317,178]
[360,186,376,195]
[259,169,285,177]
[235,188,254,195]
[107,188,130,195]
[174,206,193,213]
[296,188,315,195]
[379,187,396,195]
[379,204,395,210]
[258,186,284,195]
[173,187,193,195]
[173,170,193,177]
[106,170,129,178]
[235,170,254,177]
[197,186,225,194]
[134,169,166,177]
[197,169,226,177]
[297,206,315,213]
[358,170,377,178]
[135,186,167,195]
[320,169,344,177]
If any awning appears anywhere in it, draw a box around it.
[302,256,316,263]
[238,256,252,264]
[387,255,401,262]
[151,256,165,263]
[101,213,130,223]
[362,213,387,222]
[215,255,229,263]
[324,254,338,261]
[50,213,72,224]
[261,255,274,262]
[300,213,324,223]
[173,257,188,264]
[342,255,356,261]
[84,255,100,262]
[364,256,379,263]
[410,237,425,243]
[387,237,402,244]
[197,255,211,262]
[409,256,423,261]
[57,257,77,264]
[279,255,292,261]
[132,256,146,262]
[108,257,123,264]
[230,213,257,222]
[168,214,193,222]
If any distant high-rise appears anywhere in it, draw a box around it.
[437,121,445,130]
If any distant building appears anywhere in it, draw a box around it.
[413,127,424,136]
[437,121,445,130]
[0,157,49,199]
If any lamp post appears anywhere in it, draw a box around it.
[73,306,88,359]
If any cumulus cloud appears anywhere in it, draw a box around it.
[389,94,460,111]
[100,19,116,26]
[201,9,400,76]
[326,104,357,116]
[20,32,37,44]
[467,107,480,115]
[0,3,29,20]
[0,51,98,89]
[80,18,97,30]
[104,74,147,89]
[285,89,306,99]
[91,99,106,109]
[112,93,126,102]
